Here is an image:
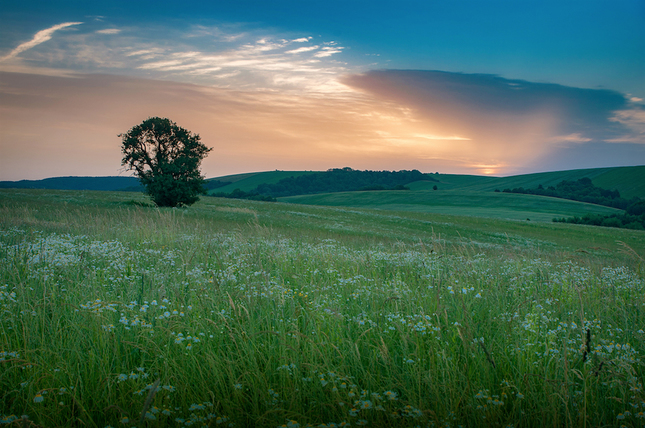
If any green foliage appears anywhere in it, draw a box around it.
[253,167,432,197]
[553,210,645,230]
[203,179,232,190]
[120,117,211,207]
[503,177,639,209]
[628,200,645,216]
[210,171,319,194]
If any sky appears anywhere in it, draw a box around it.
[0,0,644,180]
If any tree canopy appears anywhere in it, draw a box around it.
[502,177,638,210]
[253,168,431,197]
[120,117,211,207]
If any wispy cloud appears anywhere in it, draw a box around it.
[124,35,349,92]
[607,107,645,142]
[314,46,343,58]
[0,21,351,93]
[548,133,592,143]
[286,46,320,54]
[413,134,471,141]
[1,22,83,61]
[96,29,120,35]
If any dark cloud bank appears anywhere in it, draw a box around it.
[344,70,645,172]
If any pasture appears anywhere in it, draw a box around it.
[1,189,644,427]
[280,189,624,222]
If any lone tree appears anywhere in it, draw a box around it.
[120,117,212,207]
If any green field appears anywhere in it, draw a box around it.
[209,165,645,200]
[281,189,624,222]
[412,166,645,199]
[1,189,644,427]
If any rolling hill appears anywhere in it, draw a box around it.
[2,166,641,224]
[207,170,318,194]
[0,176,143,191]
[280,189,624,222]
[413,165,645,198]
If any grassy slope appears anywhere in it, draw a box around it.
[208,170,318,194]
[280,189,623,222]
[408,174,498,191]
[209,165,644,200]
[1,188,643,262]
[410,165,645,198]
[591,165,645,199]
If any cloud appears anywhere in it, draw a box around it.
[1,70,643,181]
[1,22,348,93]
[342,70,642,175]
[124,36,348,92]
[286,46,319,54]
[96,29,121,35]
[125,49,165,57]
[2,22,641,179]
[314,46,343,57]
[1,22,83,61]
[413,134,471,141]
[548,133,592,143]
[608,107,645,142]
[0,71,475,180]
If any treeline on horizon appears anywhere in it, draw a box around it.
[211,168,433,200]
[254,167,431,197]
[500,177,638,210]
[553,201,645,230]
[499,177,645,230]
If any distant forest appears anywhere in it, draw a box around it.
[501,177,639,210]
[252,167,433,197]
[553,201,645,230]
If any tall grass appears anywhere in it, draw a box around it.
[0,189,644,427]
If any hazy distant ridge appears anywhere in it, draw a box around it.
[0,176,142,191]
[2,165,643,199]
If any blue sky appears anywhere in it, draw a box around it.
[1,0,643,179]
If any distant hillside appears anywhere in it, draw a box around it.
[416,166,645,199]
[3,165,641,200]
[209,171,318,194]
[281,189,623,222]
[500,177,638,210]
[210,166,644,199]
[0,176,143,192]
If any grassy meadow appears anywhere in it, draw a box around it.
[1,189,644,427]
[281,190,624,222]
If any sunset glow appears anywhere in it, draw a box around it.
[1,1,643,180]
